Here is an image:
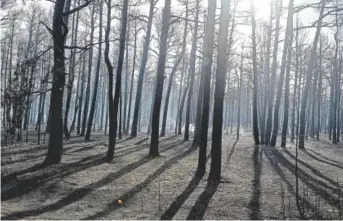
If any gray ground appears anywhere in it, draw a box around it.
[1,133,343,220]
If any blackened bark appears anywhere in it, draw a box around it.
[81,6,95,136]
[251,0,260,145]
[107,0,128,161]
[208,0,230,183]
[299,0,326,149]
[196,0,217,178]
[85,0,103,141]
[184,0,199,141]
[131,0,154,137]
[271,0,293,146]
[265,0,282,144]
[44,0,67,165]
[149,0,171,157]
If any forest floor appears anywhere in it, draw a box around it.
[1,132,343,220]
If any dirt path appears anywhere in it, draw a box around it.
[1,134,342,219]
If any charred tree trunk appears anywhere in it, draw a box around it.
[184,0,199,141]
[44,0,68,165]
[131,0,154,137]
[208,0,230,183]
[106,0,128,161]
[196,0,217,178]
[299,0,326,149]
[271,0,293,146]
[149,0,171,157]
[265,0,282,144]
[85,0,103,141]
[251,0,260,145]
[81,6,95,136]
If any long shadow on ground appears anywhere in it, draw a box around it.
[301,149,343,170]
[1,140,108,183]
[160,176,203,220]
[249,145,262,219]
[269,148,341,210]
[83,143,197,220]
[282,147,340,187]
[161,138,235,220]
[1,139,107,166]
[2,135,182,186]
[1,135,106,157]
[1,153,106,202]
[264,149,324,219]
[185,182,219,220]
[2,139,185,219]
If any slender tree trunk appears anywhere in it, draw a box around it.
[175,60,184,134]
[291,19,300,143]
[332,9,340,144]
[119,93,122,139]
[106,0,128,161]
[105,0,115,160]
[184,0,199,141]
[196,0,217,178]
[123,23,130,135]
[299,0,326,149]
[251,0,260,145]
[149,0,171,157]
[161,2,188,137]
[271,0,293,146]
[131,0,154,137]
[126,20,138,134]
[280,1,294,147]
[316,39,322,140]
[208,0,230,182]
[237,57,243,140]
[81,6,95,136]
[63,0,80,139]
[44,0,67,165]
[85,0,103,141]
[77,51,86,134]
[265,0,282,144]
[178,67,190,135]
[260,3,273,144]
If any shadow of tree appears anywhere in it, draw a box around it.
[249,145,262,219]
[1,153,106,201]
[302,149,343,170]
[282,147,341,187]
[269,148,341,210]
[185,182,219,220]
[1,139,185,219]
[160,150,215,220]
[160,176,202,220]
[83,143,196,220]
[264,149,324,219]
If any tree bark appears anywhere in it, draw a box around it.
[251,0,260,145]
[131,0,154,137]
[184,0,199,141]
[299,0,326,149]
[149,0,171,157]
[196,0,217,178]
[208,0,230,182]
[44,0,67,165]
[271,0,293,146]
[85,0,103,141]
[265,0,282,144]
[106,0,128,161]
[81,6,95,136]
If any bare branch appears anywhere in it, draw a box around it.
[62,0,94,16]
[40,21,53,35]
